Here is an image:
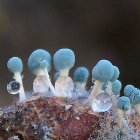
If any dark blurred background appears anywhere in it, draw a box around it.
[0,0,140,106]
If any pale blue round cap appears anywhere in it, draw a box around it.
[117,96,130,111]
[92,60,114,82]
[110,66,120,82]
[131,88,140,104]
[74,67,89,83]
[28,49,51,75]
[124,85,135,98]
[7,57,23,73]
[53,48,75,71]
[112,80,122,95]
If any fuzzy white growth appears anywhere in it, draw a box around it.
[55,76,74,97]
[106,81,112,93]
[44,69,56,95]
[14,72,26,102]
[134,104,140,116]
[55,68,74,97]
[117,108,124,128]
[59,68,69,76]
[87,80,103,104]
[74,82,86,91]
[35,69,56,95]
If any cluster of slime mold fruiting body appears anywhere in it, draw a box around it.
[3,48,140,139]
[7,57,26,102]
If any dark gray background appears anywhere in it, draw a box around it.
[0,0,140,106]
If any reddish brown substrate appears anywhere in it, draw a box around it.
[0,95,99,139]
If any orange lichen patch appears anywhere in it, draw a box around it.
[0,95,99,139]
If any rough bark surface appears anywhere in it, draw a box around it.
[0,95,99,140]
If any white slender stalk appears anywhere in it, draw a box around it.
[87,80,103,105]
[59,68,69,76]
[106,81,112,93]
[117,108,124,128]
[44,68,57,95]
[134,104,140,115]
[14,72,26,102]
[75,82,86,91]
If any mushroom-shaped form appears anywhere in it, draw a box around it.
[7,57,26,102]
[28,49,56,95]
[74,67,89,91]
[53,48,75,76]
[110,66,120,82]
[106,66,120,92]
[87,60,114,104]
[53,48,75,97]
[73,67,89,98]
[124,85,135,102]
[54,72,60,81]
[130,88,140,115]
[117,96,130,128]
[112,80,122,96]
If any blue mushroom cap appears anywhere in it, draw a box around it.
[131,88,140,104]
[117,96,130,111]
[54,72,60,81]
[53,48,75,71]
[7,57,23,73]
[124,85,135,102]
[28,49,51,75]
[102,82,108,91]
[92,60,114,82]
[112,80,122,95]
[110,66,120,82]
[74,67,89,83]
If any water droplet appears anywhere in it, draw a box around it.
[92,92,112,112]
[55,76,74,97]
[33,76,49,94]
[7,81,20,95]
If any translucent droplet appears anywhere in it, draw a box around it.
[33,76,49,94]
[92,92,112,112]
[7,81,20,95]
[55,76,74,97]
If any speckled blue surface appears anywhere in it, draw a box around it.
[117,96,130,111]
[110,66,120,82]
[53,48,75,71]
[74,67,89,83]
[112,80,122,96]
[28,49,51,75]
[92,60,114,82]
[7,57,23,73]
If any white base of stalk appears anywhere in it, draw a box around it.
[86,80,103,105]
[117,108,124,129]
[14,72,26,102]
[134,104,140,115]
[106,81,112,93]
[74,82,86,91]
[44,69,57,96]
[59,68,69,77]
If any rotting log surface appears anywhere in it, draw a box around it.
[0,95,99,140]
